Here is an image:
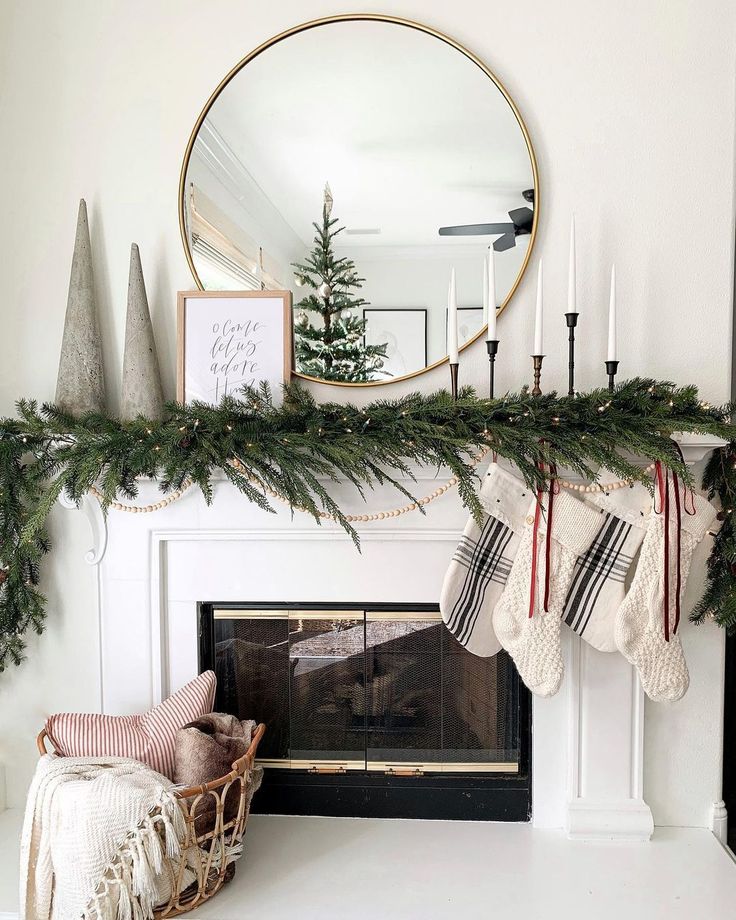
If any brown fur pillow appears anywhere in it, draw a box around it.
[174,713,260,834]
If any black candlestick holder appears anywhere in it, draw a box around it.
[449,362,459,401]
[486,340,499,399]
[605,360,619,393]
[565,312,578,396]
[531,355,545,396]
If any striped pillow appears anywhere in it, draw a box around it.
[45,671,216,779]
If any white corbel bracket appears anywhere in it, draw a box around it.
[57,491,108,565]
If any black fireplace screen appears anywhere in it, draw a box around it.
[199,603,530,820]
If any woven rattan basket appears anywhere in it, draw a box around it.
[37,722,266,918]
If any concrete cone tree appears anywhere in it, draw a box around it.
[55,199,106,413]
[120,244,165,420]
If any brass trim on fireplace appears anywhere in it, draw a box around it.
[287,759,366,772]
[384,766,425,777]
[214,608,444,622]
[213,608,288,619]
[289,610,363,621]
[367,761,519,774]
[365,610,441,622]
[255,758,292,769]
[256,758,519,774]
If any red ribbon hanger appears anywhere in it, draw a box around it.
[653,447,696,641]
[528,460,558,619]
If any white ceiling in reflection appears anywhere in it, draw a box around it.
[200,20,534,249]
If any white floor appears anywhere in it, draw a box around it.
[3,809,736,919]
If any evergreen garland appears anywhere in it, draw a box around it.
[691,442,736,630]
[1,377,735,671]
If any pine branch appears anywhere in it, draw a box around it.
[1,377,735,671]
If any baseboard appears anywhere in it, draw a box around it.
[566,798,654,841]
[712,800,728,844]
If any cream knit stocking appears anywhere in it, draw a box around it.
[615,477,716,702]
[493,487,603,697]
[441,463,533,657]
[563,471,651,653]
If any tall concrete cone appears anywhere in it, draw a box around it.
[55,199,106,413]
[120,243,164,420]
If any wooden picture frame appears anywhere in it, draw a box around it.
[362,308,428,379]
[177,290,292,405]
[446,306,485,349]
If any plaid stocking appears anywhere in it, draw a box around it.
[493,487,603,697]
[440,463,533,657]
[562,471,651,652]
[615,468,716,702]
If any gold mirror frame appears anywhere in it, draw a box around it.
[178,13,540,387]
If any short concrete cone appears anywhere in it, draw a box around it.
[55,199,106,413]
[120,244,165,420]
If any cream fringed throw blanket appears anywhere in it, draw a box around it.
[20,754,190,920]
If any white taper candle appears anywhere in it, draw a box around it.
[533,260,543,354]
[607,264,617,361]
[448,268,459,364]
[486,246,497,341]
[482,254,489,326]
[568,215,577,313]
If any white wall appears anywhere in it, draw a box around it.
[0,0,734,826]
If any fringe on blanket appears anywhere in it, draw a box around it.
[82,788,186,920]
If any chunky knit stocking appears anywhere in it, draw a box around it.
[615,473,716,702]
[493,487,603,697]
[562,471,651,653]
[441,463,533,657]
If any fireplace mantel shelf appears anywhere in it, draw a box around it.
[56,433,726,843]
[60,432,724,571]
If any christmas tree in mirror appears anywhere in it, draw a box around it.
[293,184,387,382]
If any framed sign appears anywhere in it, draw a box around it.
[362,308,427,379]
[446,307,485,348]
[177,291,292,404]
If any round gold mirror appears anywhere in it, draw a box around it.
[179,14,539,386]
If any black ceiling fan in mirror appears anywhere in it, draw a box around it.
[438,189,534,252]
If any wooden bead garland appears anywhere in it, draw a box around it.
[89,482,193,512]
[558,463,656,493]
[86,458,656,520]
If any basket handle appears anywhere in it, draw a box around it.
[37,728,52,756]
[36,722,267,796]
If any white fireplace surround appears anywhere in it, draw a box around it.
[60,434,726,842]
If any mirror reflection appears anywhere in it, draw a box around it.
[181,18,537,384]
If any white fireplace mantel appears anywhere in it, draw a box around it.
[62,436,725,842]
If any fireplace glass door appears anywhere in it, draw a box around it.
[200,603,529,820]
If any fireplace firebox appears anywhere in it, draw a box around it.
[199,602,530,820]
